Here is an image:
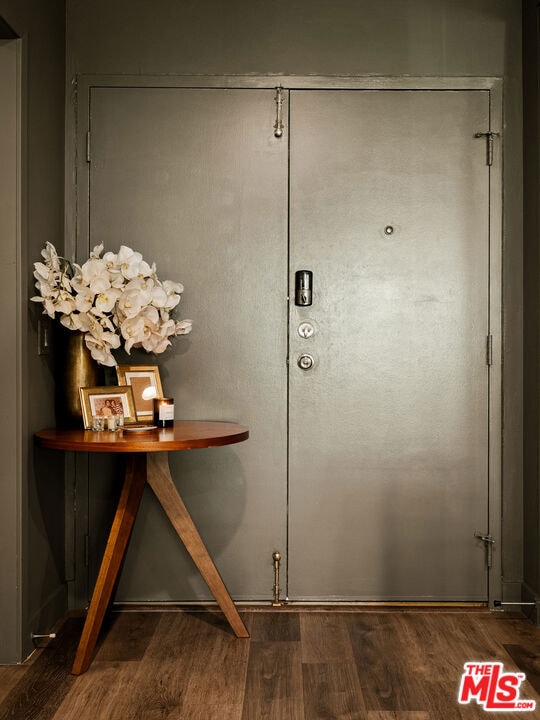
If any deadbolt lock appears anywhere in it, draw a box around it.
[297,354,314,370]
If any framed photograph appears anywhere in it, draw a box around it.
[79,385,137,429]
[115,365,164,421]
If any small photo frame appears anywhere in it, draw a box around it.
[115,365,164,421]
[79,385,137,429]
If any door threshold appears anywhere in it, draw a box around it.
[253,601,489,612]
[111,600,489,614]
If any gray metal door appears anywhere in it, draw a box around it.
[86,87,288,601]
[83,84,493,604]
[288,90,491,601]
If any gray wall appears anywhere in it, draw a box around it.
[0,0,526,666]
[67,0,514,77]
[0,1,66,664]
[66,0,524,598]
[523,0,540,603]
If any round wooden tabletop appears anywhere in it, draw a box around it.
[35,420,249,453]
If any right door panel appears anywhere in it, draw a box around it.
[288,90,490,601]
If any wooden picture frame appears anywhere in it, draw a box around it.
[115,365,164,421]
[79,385,137,429]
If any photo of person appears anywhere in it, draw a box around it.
[91,396,125,417]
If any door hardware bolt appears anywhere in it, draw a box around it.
[474,531,495,569]
[274,87,284,138]
[272,551,284,606]
[494,599,540,627]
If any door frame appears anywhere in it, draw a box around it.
[0,35,23,664]
[68,75,502,606]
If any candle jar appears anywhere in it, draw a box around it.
[153,397,174,427]
[91,415,104,431]
[105,414,123,431]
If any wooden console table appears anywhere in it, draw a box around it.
[35,421,250,674]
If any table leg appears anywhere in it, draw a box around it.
[146,452,249,639]
[71,454,147,675]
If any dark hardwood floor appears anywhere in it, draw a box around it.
[0,607,539,719]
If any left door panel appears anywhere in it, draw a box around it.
[85,87,288,601]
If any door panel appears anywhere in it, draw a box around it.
[288,90,490,601]
[88,87,288,601]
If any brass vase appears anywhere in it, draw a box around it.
[54,327,103,428]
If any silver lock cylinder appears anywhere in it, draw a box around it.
[297,354,314,370]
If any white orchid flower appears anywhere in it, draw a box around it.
[150,279,182,310]
[174,319,193,335]
[98,314,116,333]
[102,250,119,274]
[110,274,127,289]
[90,243,104,259]
[60,310,93,334]
[80,258,112,294]
[31,280,56,310]
[139,317,175,354]
[116,246,152,280]
[84,330,121,367]
[162,279,184,295]
[69,264,85,290]
[161,279,184,309]
[74,288,95,313]
[32,242,191,366]
[120,305,162,351]
[149,283,169,308]
[117,285,152,319]
[93,287,122,316]
[144,334,172,355]
[46,297,71,318]
[40,241,63,272]
[67,312,121,363]
[33,262,55,283]
[124,275,151,292]
[53,292,77,316]
[141,304,160,323]
[31,285,76,318]
[119,314,148,354]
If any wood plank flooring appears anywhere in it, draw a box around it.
[0,608,539,720]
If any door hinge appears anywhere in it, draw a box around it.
[86,131,91,163]
[474,131,500,166]
[486,334,493,366]
[474,531,495,569]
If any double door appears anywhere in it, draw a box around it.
[82,83,495,603]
